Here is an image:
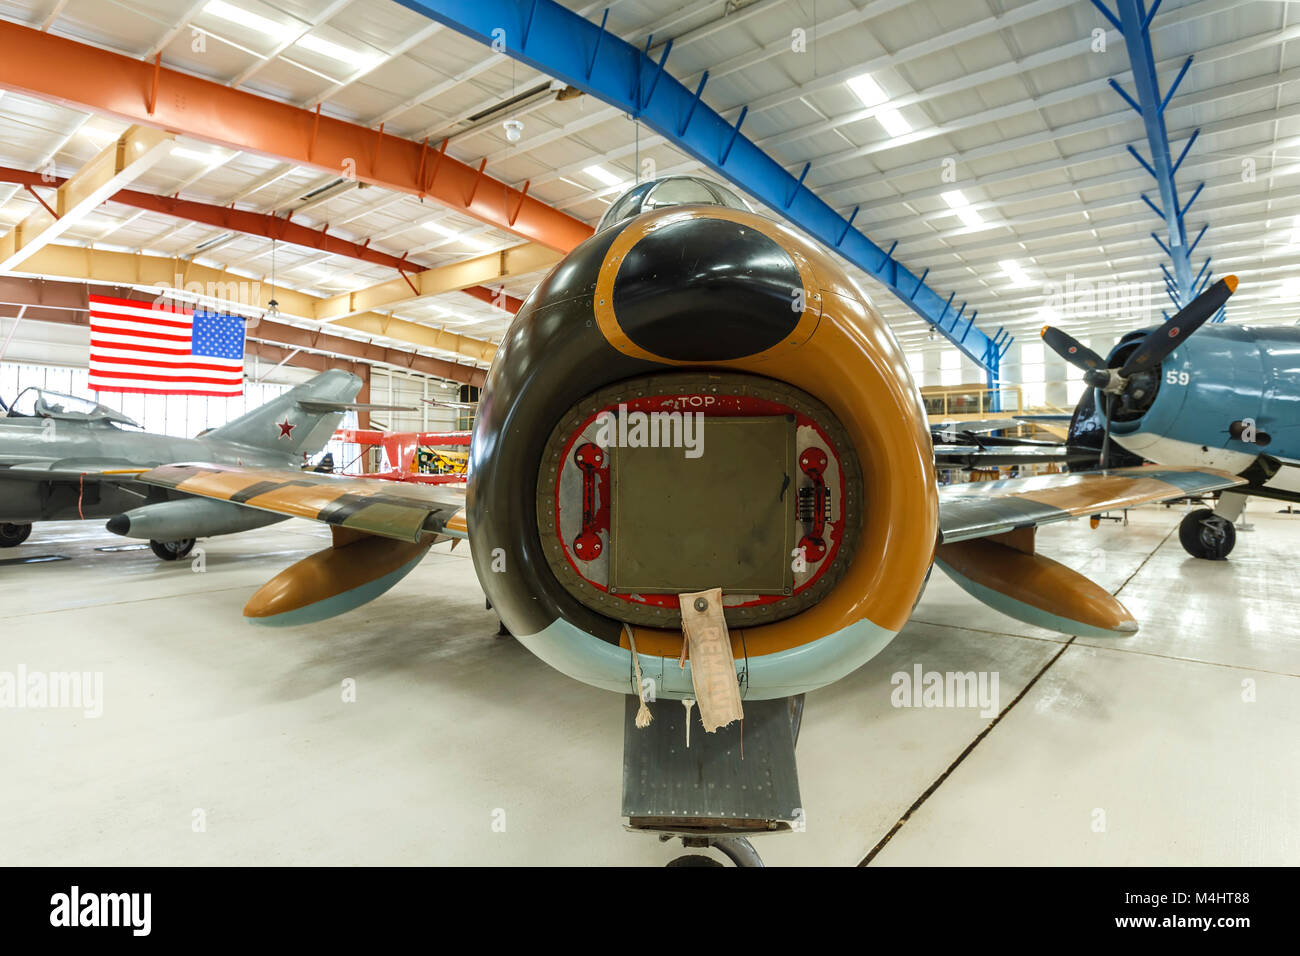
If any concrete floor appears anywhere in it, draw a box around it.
[1,503,1297,866]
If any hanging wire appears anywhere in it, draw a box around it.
[265,236,279,322]
[737,626,750,694]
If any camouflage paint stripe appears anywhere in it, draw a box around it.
[136,463,465,544]
[230,479,318,503]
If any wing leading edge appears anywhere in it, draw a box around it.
[938,465,1244,543]
[135,463,468,626]
[934,466,1245,639]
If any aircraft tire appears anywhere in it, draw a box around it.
[1179,508,1235,560]
[150,538,196,561]
[0,522,32,547]
[666,855,724,867]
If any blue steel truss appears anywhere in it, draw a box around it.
[394,0,1014,382]
[1093,0,1224,321]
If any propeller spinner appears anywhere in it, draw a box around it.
[1040,275,1238,468]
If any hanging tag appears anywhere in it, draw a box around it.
[678,588,743,733]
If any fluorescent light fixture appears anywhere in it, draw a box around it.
[583,164,625,187]
[423,221,490,251]
[999,259,1032,287]
[170,145,223,163]
[941,189,985,229]
[205,2,379,68]
[847,73,913,138]
[846,72,888,108]
[296,33,378,68]
[203,0,289,40]
[876,108,911,137]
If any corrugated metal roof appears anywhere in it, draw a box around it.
[0,0,1295,379]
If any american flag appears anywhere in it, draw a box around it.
[87,294,246,397]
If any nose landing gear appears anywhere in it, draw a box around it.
[624,694,805,867]
[0,522,32,547]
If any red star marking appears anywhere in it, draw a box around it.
[276,418,296,439]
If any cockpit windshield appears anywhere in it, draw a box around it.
[596,176,752,233]
[5,387,139,426]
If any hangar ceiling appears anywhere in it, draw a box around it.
[0,0,1296,380]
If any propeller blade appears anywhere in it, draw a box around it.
[1041,325,1106,371]
[1119,275,1237,377]
[1100,392,1116,470]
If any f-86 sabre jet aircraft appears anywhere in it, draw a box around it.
[0,370,363,559]
[93,176,1249,861]
[1040,275,1300,560]
[116,177,1241,655]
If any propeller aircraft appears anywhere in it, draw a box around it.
[1040,276,1299,559]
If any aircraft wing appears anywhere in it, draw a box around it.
[1011,413,1074,423]
[0,459,148,478]
[933,466,1246,639]
[928,417,1022,436]
[136,463,467,544]
[938,465,1243,543]
[932,445,1094,469]
[129,462,468,626]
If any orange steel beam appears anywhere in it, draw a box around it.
[0,166,522,316]
[460,283,525,314]
[0,21,594,255]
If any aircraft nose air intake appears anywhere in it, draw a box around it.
[468,192,938,701]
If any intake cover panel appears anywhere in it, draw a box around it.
[536,372,862,629]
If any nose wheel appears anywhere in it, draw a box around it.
[663,834,763,867]
[1179,508,1235,560]
[0,522,32,547]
